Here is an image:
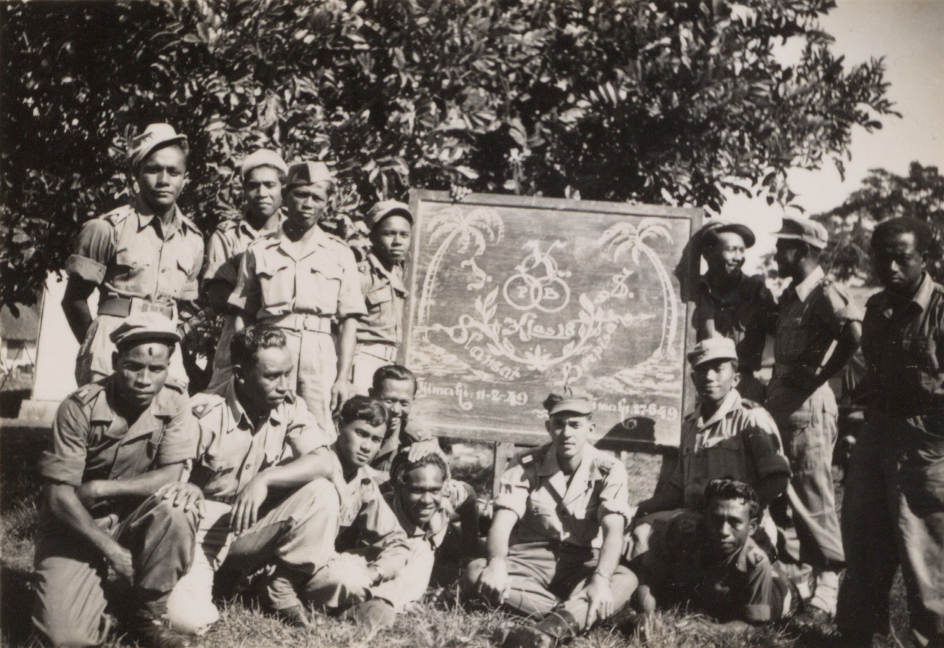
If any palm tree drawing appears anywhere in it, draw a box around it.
[599,218,678,359]
[418,205,504,341]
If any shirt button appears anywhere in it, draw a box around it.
[245,463,252,470]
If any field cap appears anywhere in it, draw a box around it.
[688,337,738,368]
[698,221,756,251]
[366,200,414,230]
[240,149,288,181]
[110,312,180,350]
[775,217,828,249]
[286,161,334,188]
[543,386,594,416]
[129,123,188,171]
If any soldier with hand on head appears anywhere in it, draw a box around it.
[62,123,204,390]
[693,222,777,402]
[352,201,413,395]
[203,150,287,391]
[766,216,862,622]
[836,217,944,648]
[32,313,199,648]
[161,324,347,632]
[464,387,637,648]
[228,161,366,434]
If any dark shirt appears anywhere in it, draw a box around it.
[695,273,776,372]
[861,272,944,413]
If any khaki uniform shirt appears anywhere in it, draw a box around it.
[668,389,790,508]
[496,444,631,548]
[228,224,366,322]
[861,272,944,413]
[203,214,283,292]
[334,464,411,579]
[66,199,204,306]
[357,252,408,346]
[695,272,777,372]
[188,379,334,502]
[772,266,863,391]
[631,511,779,623]
[38,377,196,517]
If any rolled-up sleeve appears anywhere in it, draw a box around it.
[156,391,198,466]
[744,410,791,480]
[286,398,336,454]
[337,246,367,319]
[357,479,411,578]
[38,398,91,487]
[742,561,774,624]
[597,459,631,522]
[203,231,237,287]
[66,219,115,284]
[228,246,260,316]
[494,462,529,519]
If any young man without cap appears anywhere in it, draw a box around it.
[203,150,287,390]
[766,216,862,621]
[160,324,346,630]
[836,217,944,648]
[32,312,199,648]
[464,387,637,648]
[352,200,413,394]
[629,479,797,628]
[62,123,204,390]
[228,161,366,434]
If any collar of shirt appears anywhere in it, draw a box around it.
[96,376,173,443]
[536,444,605,508]
[875,271,934,317]
[792,265,825,303]
[238,210,284,240]
[132,196,185,241]
[695,388,742,435]
[367,253,408,294]
[275,222,336,261]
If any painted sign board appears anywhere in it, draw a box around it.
[402,191,702,450]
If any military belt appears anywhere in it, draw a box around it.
[265,313,332,334]
[98,296,176,320]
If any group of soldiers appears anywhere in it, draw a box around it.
[29,123,944,648]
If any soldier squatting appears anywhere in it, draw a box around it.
[32,124,944,648]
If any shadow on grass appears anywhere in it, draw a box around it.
[1,565,35,646]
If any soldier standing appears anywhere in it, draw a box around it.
[62,123,204,389]
[228,161,366,433]
[203,150,287,390]
[352,200,413,394]
[766,217,862,621]
[836,217,944,648]
[694,222,777,402]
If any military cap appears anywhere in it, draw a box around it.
[543,386,594,416]
[286,161,334,188]
[775,217,828,249]
[687,337,738,368]
[698,221,756,252]
[128,123,188,171]
[240,149,288,181]
[109,312,180,350]
[366,200,414,230]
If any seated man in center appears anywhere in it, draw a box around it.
[464,387,637,648]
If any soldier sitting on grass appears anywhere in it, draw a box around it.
[464,387,637,648]
[628,478,798,629]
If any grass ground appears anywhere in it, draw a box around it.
[0,429,915,648]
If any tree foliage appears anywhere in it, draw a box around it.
[815,162,944,284]
[0,0,895,308]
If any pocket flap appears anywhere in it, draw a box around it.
[367,285,393,306]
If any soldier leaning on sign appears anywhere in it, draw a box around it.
[202,150,287,391]
[157,324,347,633]
[464,387,637,648]
[32,313,199,648]
[368,364,443,477]
[629,479,798,628]
[693,222,778,402]
[62,123,204,391]
[836,217,944,648]
[352,200,413,395]
[630,338,791,559]
[765,217,862,622]
[228,161,366,435]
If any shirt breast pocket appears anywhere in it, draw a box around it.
[115,249,147,280]
[298,264,342,314]
[256,259,294,310]
[189,453,237,490]
[777,316,809,361]
[704,436,746,484]
[366,285,392,310]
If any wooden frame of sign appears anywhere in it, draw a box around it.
[401,190,703,494]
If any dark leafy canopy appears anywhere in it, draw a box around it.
[815,162,944,284]
[0,0,895,309]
